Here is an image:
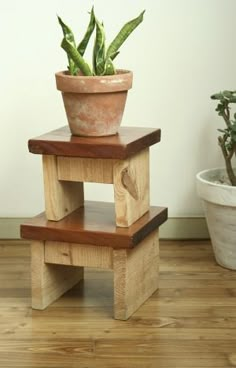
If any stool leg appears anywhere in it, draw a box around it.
[31,241,84,310]
[43,155,84,221]
[113,148,149,227]
[113,229,159,320]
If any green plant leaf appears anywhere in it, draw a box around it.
[93,18,106,75]
[211,93,224,100]
[106,10,145,59]
[231,123,236,132]
[110,51,120,61]
[103,57,116,75]
[57,16,76,45]
[77,7,95,56]
[58,16,78,75]
[67,59,78,76]
[61,38,93,76]
[222,90,234,99]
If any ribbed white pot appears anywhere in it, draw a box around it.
[196,168,236,270]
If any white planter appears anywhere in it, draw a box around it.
[196,168,236,270]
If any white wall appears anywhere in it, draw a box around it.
[1,0,236,217]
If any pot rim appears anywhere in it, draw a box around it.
[55,69,133,80]
[196,167,236,189]
[55,69,133,93]
[196,167,236,207]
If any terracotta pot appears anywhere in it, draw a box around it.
[55,69,133,137]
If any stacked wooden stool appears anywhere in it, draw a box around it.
[21,126,167,320]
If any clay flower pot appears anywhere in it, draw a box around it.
[196,168,236,270]
[55,69,133,137]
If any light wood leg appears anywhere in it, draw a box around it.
[113,229,159,320]
[113,148,150,227]
[31,241,84,310]
[43,155,84,221]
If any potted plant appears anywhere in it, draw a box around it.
[196,90,236,270]
[56,7,145,137]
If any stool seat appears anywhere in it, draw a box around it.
[28,126,161,159]
[21,201,167,249]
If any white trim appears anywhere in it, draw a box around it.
[159,217,209,239]
[0,217,209,240]
[0,218,29,239]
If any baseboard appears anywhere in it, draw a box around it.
[0,217,209,240]
[160,217,209,239]
[0,218,29,239]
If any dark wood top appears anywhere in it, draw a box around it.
[21,201,167,249]
[28,126,161,159]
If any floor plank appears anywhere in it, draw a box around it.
[1,240,236,367]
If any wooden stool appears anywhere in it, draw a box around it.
[28,126,161,227]
[21,201,167,320]
[22,125,167,320]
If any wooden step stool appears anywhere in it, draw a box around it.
[21,126,167,320]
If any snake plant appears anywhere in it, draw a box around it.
[58,7,145,76]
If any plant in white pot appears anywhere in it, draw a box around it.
[196,90,236,270]
[56,7,145,137]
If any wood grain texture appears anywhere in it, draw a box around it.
[42,155,84,221]
[114,148,149,227]
[31,241,84,310]
[57,156,114,183]
[2,240,236,367]
[113,230,159,320]
[28,126,161,159]
[20,201,167,249]
[45,241,113,269]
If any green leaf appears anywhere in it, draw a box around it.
[106,10,145,59]
[103,57,116,75]
[93,18,106,75]
[211,92,225,101]
[58,16,78,75]
[67,59,78,76]
[216,104,223,111]
[61,38,93,76]
[57,16,76,46]
[77,7,95,56]
[222,90,234,99]
[110,51,120,61]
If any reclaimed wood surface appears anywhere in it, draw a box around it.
[114,148,149,227]
[42,155,84,221]
[45,241,113,269]
[54,148,150,227]
[57,156,114,183]
[44,231,159,319]
[31,241,83,310]
[28,126,161,159]
[20,201,167,249]
[1,240,236,367]
[113,230,159,320]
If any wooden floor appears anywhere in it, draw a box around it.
[0,240,236,368]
